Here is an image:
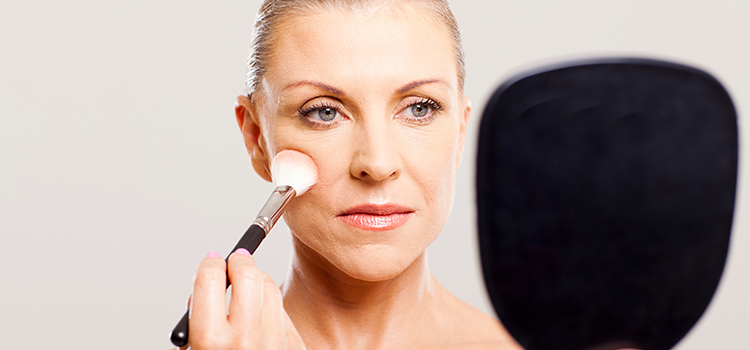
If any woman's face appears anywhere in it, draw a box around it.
[237,4,470,281]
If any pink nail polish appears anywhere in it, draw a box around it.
[234,248,251,257]
[206,252,220,258]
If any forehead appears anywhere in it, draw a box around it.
[263,4,458,96]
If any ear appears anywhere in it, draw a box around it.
[455,96,471,170]
[235,95,272,182]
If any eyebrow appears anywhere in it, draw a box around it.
[283,81,345,96]
[282,78,451,96]
[397,79,451,94]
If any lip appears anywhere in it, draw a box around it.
[337,204,414,231]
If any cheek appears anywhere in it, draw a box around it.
[263,130,348,203]
[273,129,355,228]
[407,128,460,212]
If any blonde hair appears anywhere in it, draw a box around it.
[245,0,465,99]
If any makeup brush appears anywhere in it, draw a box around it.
[170,150,318,347]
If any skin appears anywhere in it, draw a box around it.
[183,3,523,350]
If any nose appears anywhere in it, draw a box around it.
[350,116,402,182]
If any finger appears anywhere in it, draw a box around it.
[227,248,265,329]
[259,266,285,344]
[190,252,229,338]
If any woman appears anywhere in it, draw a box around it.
[182,0,522,348]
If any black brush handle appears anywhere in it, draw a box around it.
[170,224,266,347]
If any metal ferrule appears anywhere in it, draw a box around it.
[252,185,296,235]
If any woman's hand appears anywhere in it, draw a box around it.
[181,249,305,350]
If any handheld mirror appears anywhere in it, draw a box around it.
[476,58,737,350]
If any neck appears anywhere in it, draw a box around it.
[281,238,440,349]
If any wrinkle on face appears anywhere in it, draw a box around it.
[245,3,469,282]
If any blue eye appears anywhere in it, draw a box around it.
[298,102,345,127]
[317,108,338,122]
[410,103,431,118]
[400,98,443,124]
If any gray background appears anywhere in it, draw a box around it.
[1,0,747,348]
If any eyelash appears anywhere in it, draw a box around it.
[297,101,343,128]
[400,98,444,125]
[296,97,445,128]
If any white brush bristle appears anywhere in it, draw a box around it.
[271,150,318,196]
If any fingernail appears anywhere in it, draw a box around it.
[206,251,220,258]
[234,248,251,257]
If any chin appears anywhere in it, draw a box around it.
[287,207,442,282]
[293,230,429,282]
[335,244,423,282]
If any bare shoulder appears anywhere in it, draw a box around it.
[444,302,523,350]
[430,279,524,350]
[441,341,525,350]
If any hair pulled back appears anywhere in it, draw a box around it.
[245,0,465,99]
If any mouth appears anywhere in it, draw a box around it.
[337,204,415,231]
